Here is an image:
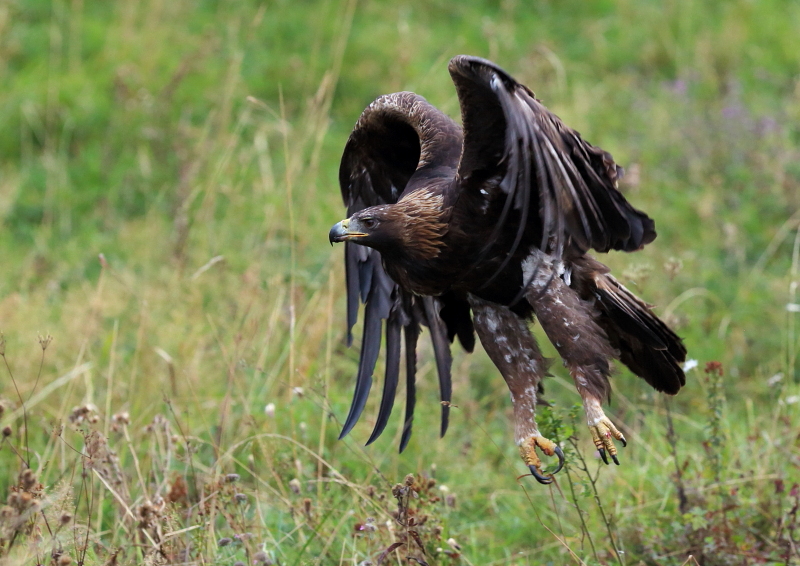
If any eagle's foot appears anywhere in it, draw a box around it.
[519,435,565,484]
[588,417,626,465]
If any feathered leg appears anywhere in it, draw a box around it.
[524,253,627,465]
[468,295,564,483]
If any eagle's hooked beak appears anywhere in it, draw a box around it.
[329,218,367,245]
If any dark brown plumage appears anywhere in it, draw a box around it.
[329,55,686,483]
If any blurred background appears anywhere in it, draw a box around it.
[0,0,798,564]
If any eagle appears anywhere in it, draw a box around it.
[329,55,686,484]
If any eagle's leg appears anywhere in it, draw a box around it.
[524,254,626,465]
[468,295,564,484]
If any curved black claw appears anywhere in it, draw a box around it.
[552,445,565,475]
[598,448,609,465]
[619,437,627,448]
[528,465,553,485]
[611,453,620,466]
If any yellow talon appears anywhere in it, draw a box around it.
[519,435,565,484]
[588,417,627,465]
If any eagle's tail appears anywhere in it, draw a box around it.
[581,263,687,395]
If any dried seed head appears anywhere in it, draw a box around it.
[112,412,130,425]
[225,473,240,483]
[264,403,276,417]
[69,404,97,424]
[253,550,274,564]
[57,554,72,565]
[20,468,37,490]
[217,537,232,547]
[404,473,415,487]
[288,478,301,494]
[60,513,72,525]
[7,491,21,508]
[138,501,156,522]
[234,493,247,503]
[152,495,165,512]
[38,333,53,351]
[445,493,457,508]
[2,425,11,438]
[8,491,33,512]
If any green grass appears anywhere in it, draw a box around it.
[1,0,799,564]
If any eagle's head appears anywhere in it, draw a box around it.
[328,206,396,250]
[329,191,448,260]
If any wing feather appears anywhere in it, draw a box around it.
[422,297,453,438]
[366,311,401,445]
[593,273,686,394]
[399,323,419,453]
[338,261,393,440]
[448,55,656,274]
[338,93,465,449]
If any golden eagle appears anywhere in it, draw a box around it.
[329,56,686,484]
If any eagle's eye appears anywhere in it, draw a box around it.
[361,217,378,229]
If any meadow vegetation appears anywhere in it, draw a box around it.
[0,0,799,564]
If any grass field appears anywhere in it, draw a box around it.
[1,0,799,564]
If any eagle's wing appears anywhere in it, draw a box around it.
[448,55,656,278]
[338,92,469,451]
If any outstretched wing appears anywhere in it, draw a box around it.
[448,55,656,281]
[338,92,470,451]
